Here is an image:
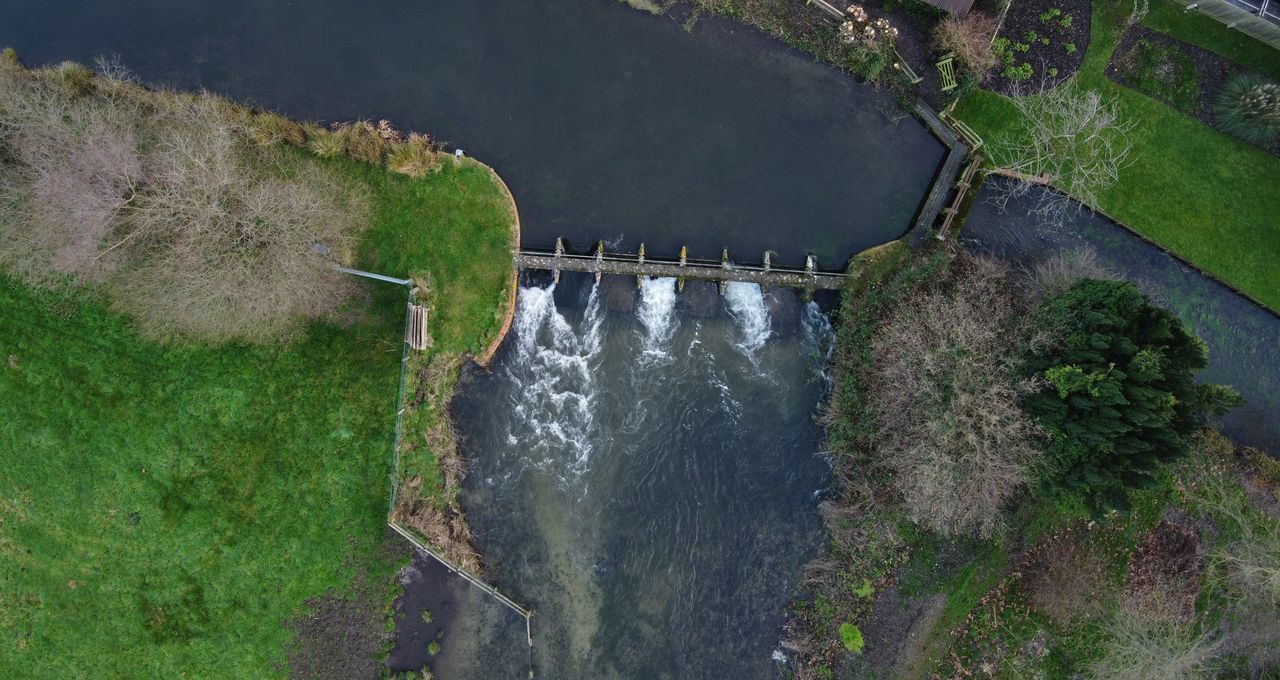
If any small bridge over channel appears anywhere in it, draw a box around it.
[516,240,847,292]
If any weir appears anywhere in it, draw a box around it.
[515,241,846,291]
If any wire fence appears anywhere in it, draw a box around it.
[339,267,536,661]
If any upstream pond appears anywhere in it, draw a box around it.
[1,0,949,677]
[0,0,944,266]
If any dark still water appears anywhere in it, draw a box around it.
[0,0,944,266]
[447,272,834,677]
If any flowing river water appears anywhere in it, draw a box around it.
[444,273,836,677]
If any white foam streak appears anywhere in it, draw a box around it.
[724,282,771,355]
[506,284,605,485]
[637,277,679,359]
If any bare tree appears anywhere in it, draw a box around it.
[112,93,367,343]
[0,64,370,343]
[869,254,1046,538]
[0,69,142,283]
[990,80,1134,224]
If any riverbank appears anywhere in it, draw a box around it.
[0,57,515,678]
[796,225,1277,676]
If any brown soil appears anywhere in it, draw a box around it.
[988,0,1091,94]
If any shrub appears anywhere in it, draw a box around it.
[1213,72,1280,147]
[870,255,1045,538]
[0,47,19,68]
[933,13,998,75]
[427,640,441,656]
[387,133,443,179]
[1027,247,1117,299]
[250,111,308,147]
[0,62,370,343]
[1088,606,1223,679]
[53,60,95,95]
[113,95,367,342]
[838,622,864,653]
[1024,280,1237,512]
[0,66,143,283]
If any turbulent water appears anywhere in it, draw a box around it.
[444,273,835,678]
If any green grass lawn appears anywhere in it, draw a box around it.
[0,158,514,677]
[955,0,1280,311]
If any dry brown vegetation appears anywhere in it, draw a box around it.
[0,60,367,342]
[1023,522,1114,626]
[391,352,482,574]
[1124,521,1203,623]
[933,13,999,77]
[869,254,1046,538]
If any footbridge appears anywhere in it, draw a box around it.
[515,240,847,291]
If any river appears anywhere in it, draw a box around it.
[444,273,836,677]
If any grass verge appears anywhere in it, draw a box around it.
[0,153,514,676]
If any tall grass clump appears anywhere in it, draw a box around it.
[1214,73,1280,147]
[387,133,443,179]
[307,124,349,158]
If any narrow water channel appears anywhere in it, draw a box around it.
[446,272,834,677]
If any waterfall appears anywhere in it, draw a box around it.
[637,277,679,360]
[724,282,771,355]
[506,283,604,484]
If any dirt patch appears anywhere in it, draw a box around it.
[1124,519,1203,622]
[988,0,1090,94]
[285,532,407,680]
[841,585,946,679]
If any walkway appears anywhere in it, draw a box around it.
[515,247,847,290]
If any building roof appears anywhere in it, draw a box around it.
[920,0,975,15]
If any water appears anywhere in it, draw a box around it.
[964,179,1280,455]
[0,0,945,266]
[447,272,834,678]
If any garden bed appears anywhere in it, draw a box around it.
[988,0,1090,93]
[1106,26,1280,156]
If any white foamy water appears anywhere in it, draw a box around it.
[637,276,679,359]
[506,284,604,483]
[724,281,771,355]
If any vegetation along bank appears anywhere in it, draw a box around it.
[0,52,515,677]
[784,236,1276,678]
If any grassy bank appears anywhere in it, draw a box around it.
[954,0,1280,310]
[0,72,515,676]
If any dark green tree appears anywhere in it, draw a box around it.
[1024,279,1238,512]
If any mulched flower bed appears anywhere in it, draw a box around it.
[987,0,1090,95]
[1107,26,1280,156]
